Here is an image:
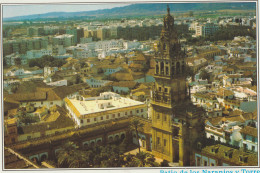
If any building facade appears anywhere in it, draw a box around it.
[65,92,148,128]
[151,6,205,166]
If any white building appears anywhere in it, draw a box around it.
[95,39,124,52]
[65,92,148,128]
[53,34,75,47]
[26,49,52,59]
[46,79,68,87]
[44,67,59,77]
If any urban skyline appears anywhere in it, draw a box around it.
[2,1,258,169]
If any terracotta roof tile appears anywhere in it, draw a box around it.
[240,126,257,137]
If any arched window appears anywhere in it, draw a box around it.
[97,140,102,145]
[160,62,164,74]
[84,143,89,148]
[115,135,120,141]
[182,64,185,73]
[156,64,159,74]
[166,66,169,75]
[172,65,175,76]
[121,134,125,140]
[176,62,180,74]
[40,154,47,162]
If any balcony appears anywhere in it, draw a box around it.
[151,92,172,108]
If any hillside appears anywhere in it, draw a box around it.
[3,2,256,21]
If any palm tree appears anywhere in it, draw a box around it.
[132,152,159,167]
[57,141,89,168]
[130,118,144,153]
[135,151,148,167]
[66,150,88,168]
[57,141,78,168]
[160,159,170,167]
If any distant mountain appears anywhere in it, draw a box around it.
[4,2,256,21]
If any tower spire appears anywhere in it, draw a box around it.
[167,5,170,14]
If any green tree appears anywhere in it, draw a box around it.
[42,55,55,62]
[135,151,148,167]
[128,152,158,167]
[199,69,210,81]
[28,59,39,67]
[75,74,82,84]
[80,61,88,68]
[185,65,194,79]
[130,119,144,153]
[160,159,169,167]
[146,154,159,167]
[14,58,21,65]
[28,55,65,68]
[18,113,39,125]
[57,141,76,167]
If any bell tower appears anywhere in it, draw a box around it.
[151,5,205,165]
[154,5,187,105]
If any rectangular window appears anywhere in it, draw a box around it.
[252,146,255,151]
[106,115,109,119]
[159,87,161,92]
[157,137,160,145]
[141,109,143,112]
[101,116,103,120]
[197,157,201,166]
[239,156,243,162]
[204,160,208,166]
[164,115,167,121]
[50,102,53,105]
[243,144,248,150]
[81,120,83,124]
[252,137,255,143]
[157,114,160,119]
[94,118,97,121]
[41,101,43,105]
[130,111,132,115]
[87,119,90,123]
[118,113,120,117]
[164,88,168,92]
[164,139,167,146]
[125,112,127,115]
[112,114,115,118]
[137,110,139,113]
[243,134,246,140]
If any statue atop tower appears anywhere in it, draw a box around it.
[158,6,184,62]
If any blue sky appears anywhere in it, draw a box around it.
[3,4,129,18]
